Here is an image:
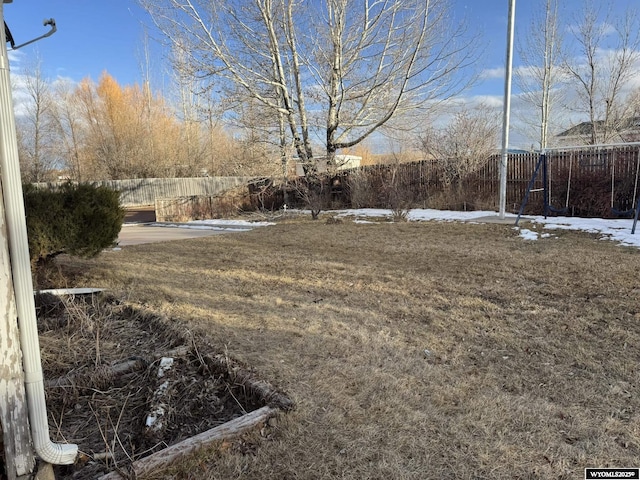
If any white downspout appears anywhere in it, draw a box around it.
[0,1,77,465]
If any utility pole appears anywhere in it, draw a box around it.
[499,0,516,219]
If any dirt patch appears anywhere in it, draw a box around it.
[34,293,292,479]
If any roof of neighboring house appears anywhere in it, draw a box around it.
[557,117,640,137]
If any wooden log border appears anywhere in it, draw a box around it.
[98,406,278,480]
[50,297,294,479]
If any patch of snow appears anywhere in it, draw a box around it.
[145,404,166,429]
[152,208,640,249]
[528,215,638,247]
[188,219,275,227]
[353,219,376,224]
[158,357,174,378]
[145,413,158,428]
[518,228,539,241]
[150,219,275,232]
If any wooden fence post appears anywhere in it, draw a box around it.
[0,187,36,479]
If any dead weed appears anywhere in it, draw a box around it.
[34,294,289,479]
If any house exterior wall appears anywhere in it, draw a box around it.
[295,155,362,176]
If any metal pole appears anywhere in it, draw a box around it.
[542,153,549,218]
[499,0,516,219]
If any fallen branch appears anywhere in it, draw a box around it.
[44,357,147,391]
[44,347,189,392]
[98,406,277,480]
[204,354,295,411]
[164,345,190,358]
[92,451,115,462]
[114,302,294,409]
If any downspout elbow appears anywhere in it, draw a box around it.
[23,371,78,464]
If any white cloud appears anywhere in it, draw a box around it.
[469,94,503,109]
[7,49,79,119]
[7,49,22,65]
[480,67,505,80]
[565,21,616,38]
[600,22,617,36]
[437,94,504,111]
[9,72,31,118]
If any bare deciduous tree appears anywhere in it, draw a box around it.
[320,0,476,160]
[14,58,58,182]
[516,0,565,149]
[224,86,291,177]
[141,0,478,170]
[564,1,640,145]
[168,40,211,176]
[50,79,86,180]
[419,104,501,191]
[70,74,192,180]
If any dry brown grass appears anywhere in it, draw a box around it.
[58,215,640,479]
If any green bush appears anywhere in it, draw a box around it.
[24,182,125,264]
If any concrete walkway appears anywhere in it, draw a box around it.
[468,215,520,225]
[117,224,228,246]
[119,207,256,246]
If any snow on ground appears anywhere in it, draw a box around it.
[333,208,640,248]
[154,209,640,248]
[524,215,640,247]
[149,219,276,232]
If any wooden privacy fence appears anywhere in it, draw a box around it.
[155,186,255,222]
[497,145,640,216]
[33,177,253,207]
[341,144,640,217]
[31,145,640,217]
[533,146,640,217]
[342,155,534,212]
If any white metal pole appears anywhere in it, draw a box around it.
[499,0,516,219]
[0,2,77,465]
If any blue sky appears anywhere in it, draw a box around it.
[7,0,630,89]
[3,0,541,88]
[4,0,151,85]
[3,0,640,148]
[459,0,639,94]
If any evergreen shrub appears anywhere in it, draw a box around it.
[24,182,125,264]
